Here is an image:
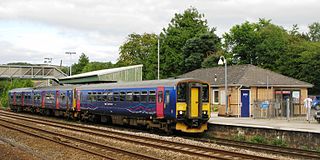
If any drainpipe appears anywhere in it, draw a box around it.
[237,85,243,117]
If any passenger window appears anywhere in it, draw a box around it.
[141,91,147,102]
[126,92,133,101]
[158,91,163,103]
[177,83,187,102]
[133,92,140,102]
[148,91,156,103]
[120,92,126,101]
[202,84,209,102]
[107,92,113,102]
[113,92,119,102]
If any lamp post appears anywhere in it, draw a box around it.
[218,56,228,115]
[157,35,160,80]
[65,52,76,76]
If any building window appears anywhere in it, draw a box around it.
[212,90,219,104]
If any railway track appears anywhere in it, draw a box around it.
[0,110,275,160]
[0,112,161,160]
[197,137,320,160]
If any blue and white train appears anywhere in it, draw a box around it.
[8,78,210,133]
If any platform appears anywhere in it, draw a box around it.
[206,113,320,149]
[208,114,320,134]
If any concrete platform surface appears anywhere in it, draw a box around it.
[208,116,320,134]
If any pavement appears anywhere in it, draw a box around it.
[208,112,320,133]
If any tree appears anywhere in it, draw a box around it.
[278,40,320,94]
[182,30,221,72]
[118,33,158,80]
[72,53,89,75]
[0,79,33,108]
[255,24,290,71]
[160,7,210,78]
[82,62,115,73]
[308,22,320,42]
[223,19,271,65]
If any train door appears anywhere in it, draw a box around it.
[13,92,16,106]
[76,90,81,111]
[56,90,60,110]
[190,87,200,118]
[156,86,164,118]
[41,91,45,108]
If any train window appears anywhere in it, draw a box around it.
[165,90,170,105]
[120,92,126,101]
[158,91,163,103]
[97,95,103,102]
[141,91,147,102]
[126,92,133,101]
[113,92,119,102]
[93,92,96,95]
[202,84,209,102]
[102,92,108,102]
[133,92,140,102]
[148,91,156,103]
[177,83,187,102]
[98,92,102,95]
[107,92,113,102]
[10,95,13,99]
[89,94,96,102]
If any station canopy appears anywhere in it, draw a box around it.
[59,64,142,84]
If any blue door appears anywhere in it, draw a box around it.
[241,90,250,117]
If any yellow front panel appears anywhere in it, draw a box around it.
[176,102,187,115]
[202,103,210,117]
[191,88,199,118]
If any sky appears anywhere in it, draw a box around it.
[0,0,319,66]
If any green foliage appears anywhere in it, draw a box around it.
[223,18,290,70]
[82,62,115,73]
[249,135,268,144]
[183,30,221,72]
[233,134,246,142]
[160,7,211,78]
[308,22,320,42]
[72,53,89,75]
[0,79,34,108]
[271,138,287,147]
[118,33,158,80]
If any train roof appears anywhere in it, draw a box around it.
[33,85,79,91]
[77,78,206,90]
[9,87,33,92]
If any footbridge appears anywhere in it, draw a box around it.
[0,65,67,80]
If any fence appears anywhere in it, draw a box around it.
[252,100,316,121]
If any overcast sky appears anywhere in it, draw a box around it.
[0,0,319,66]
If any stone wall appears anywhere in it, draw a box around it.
[206,123,320,150]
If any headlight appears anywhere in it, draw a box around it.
[179,110,183,115]
[203,111,207,115]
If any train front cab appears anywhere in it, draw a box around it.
[175,81,210,133]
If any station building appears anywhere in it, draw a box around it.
[179,64,313,117]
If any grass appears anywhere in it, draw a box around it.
[271,138,288,147]
[249,135,268,144]
[233,134,246,142]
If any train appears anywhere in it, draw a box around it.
[8,78,211,133]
